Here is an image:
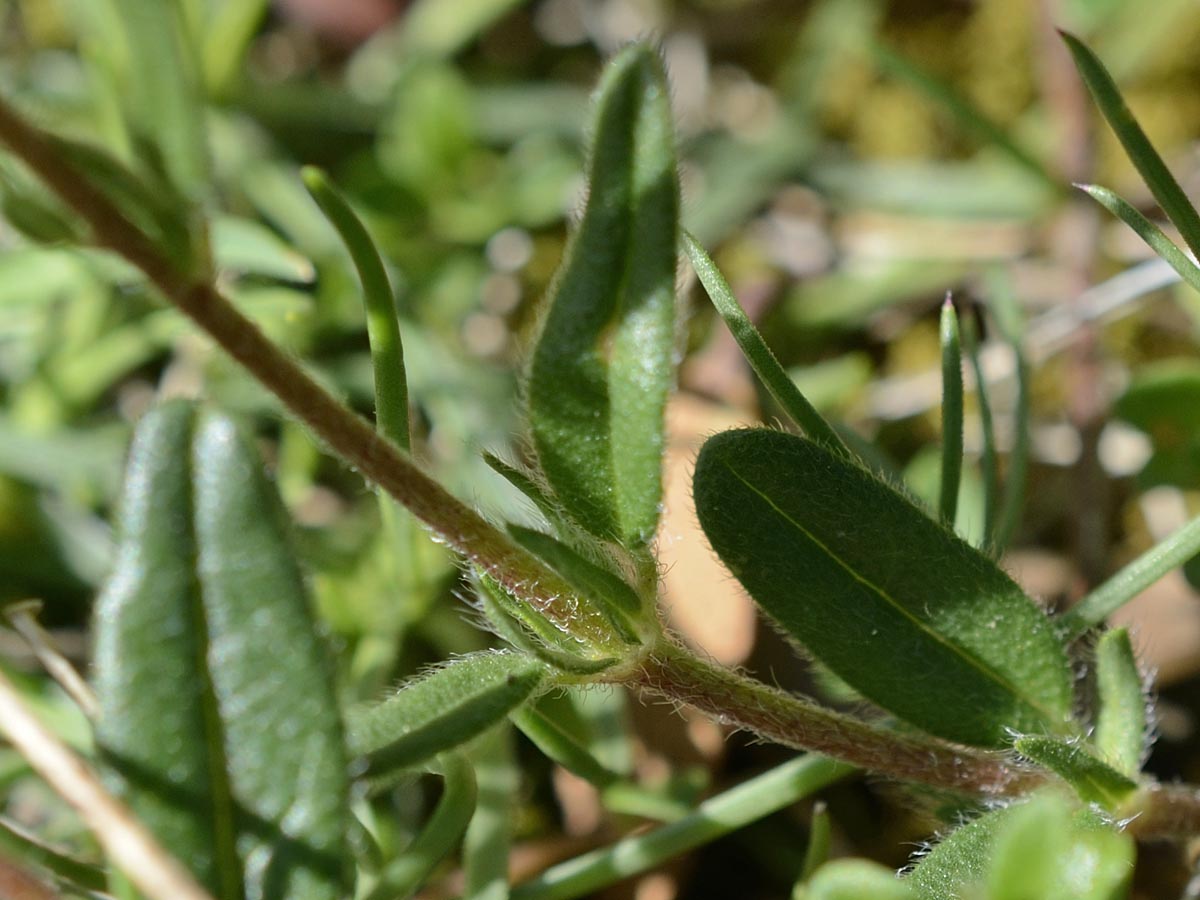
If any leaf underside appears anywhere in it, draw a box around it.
[93,401,349,900]
[693,428,1074,747]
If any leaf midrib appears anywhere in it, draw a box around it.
[721,457,1062,729]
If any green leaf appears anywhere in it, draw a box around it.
[693,428,1074,747]
[527,44,679,546]
[347,650,547,778]
[804,860,912,900]
[211,215,316,283]
[985,793,1133,900]
[1113,358,1200,435]
[908,792,1133,900]
[93,401,349,900]
[507,524,645,642]
[1062,32,1200,260]
[363,754,477,900]
[1077,185,1200,294]
[1014,736,1138,809]
[1093,629,1147,778]
[683,233,848,457]
[939,296,964,527]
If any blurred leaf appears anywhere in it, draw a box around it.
[1114,359,1200,436]
[939,298,964,526]
[528,44,679,547]
[401,0,529,58]
[693,429,1074,747]
[1093,629,1147,779]
[804,859,912,900]
[347,650,547,778]
[1013,736,1138,809]
[871,43,1059,191]
[93,400,350,899]
[211,215,316,283]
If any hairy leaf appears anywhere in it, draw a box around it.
[1014,736,1138,810]
[1093,629,1147,778]
[908,792,1133,900]
[805,860,912,900]
[527,43,679,546]
[693,428,1073,747]
[93,401,349,900]
[347,651,547,778]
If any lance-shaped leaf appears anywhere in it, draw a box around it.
[93,401,349,900]
[1014,736,1138,810]
[693,428,1074,747]
[346,651,547,778]
[1093,629,1147,779]
[527,43,679,547]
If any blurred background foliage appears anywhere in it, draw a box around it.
[1,0,1200,896]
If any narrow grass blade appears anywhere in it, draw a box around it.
[512,706,621,788]
[694,429,1074,747]
[463,725,517,900]
[1014,737,1138,810]
[483,452,562,527]
[1093,629,1147,778]
[989,273,1031,552]
[871,42,1059,191]
[798,801,831,884]
[511,756,853,900]
[528,44,679,546]
[1061,513,1200,637]
[939,296,964,526]
[1062,32,1200,260]
[363,754,476,900]
[347,651,546,778]
[962,313,998,548]
[684,233,849,457]
[302,167,409,451]
[1077,184,1200,294]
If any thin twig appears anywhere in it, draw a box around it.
[4,601,97,719]
[0,668,215,900]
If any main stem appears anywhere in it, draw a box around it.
[0,95,618,645]
[633,639,1043,797]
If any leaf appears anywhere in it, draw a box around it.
[1077,185,1200,294]
[1062,32,1200,260]
[211,215,316,283]
[1013,737,1138,809]
[1093,629,1148,778]
[347,651,547,778]
[939,296,964,526]
[683,233,848,457]
[93,401,349,900]
[1113,359,1200,436]
[506,524,645,641]
[986,794,1134,900]
[527,43,679,547]
[804,860,913,900]
[693,428,1074,747]
[908,792,1133,900]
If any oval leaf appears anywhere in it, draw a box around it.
[347,650,546,778]
[93,401,349,900]
[693,428,1073,747]
[527,43,679,546]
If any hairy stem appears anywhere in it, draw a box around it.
[632,639,1044,797]
[0,94,611,643]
